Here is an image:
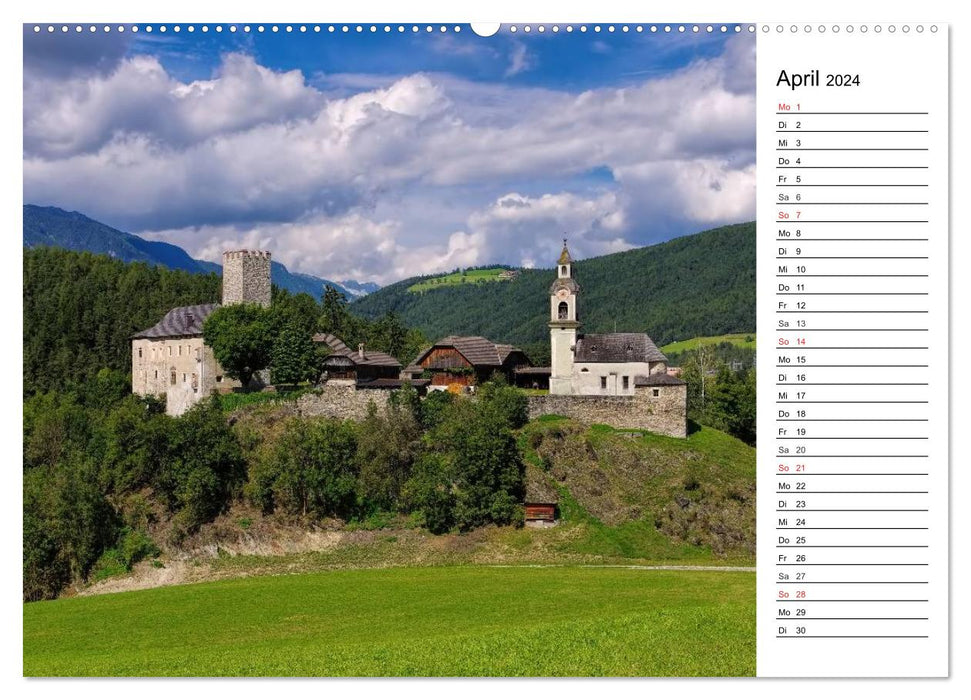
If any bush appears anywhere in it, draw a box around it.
[23,456,120,600]
[417,390,453,431]
[477,376,529,430]
[90,528,160,581]
[404,453,456,534]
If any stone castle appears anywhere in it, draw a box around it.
[131,250,272,416]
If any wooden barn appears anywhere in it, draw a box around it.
[409,335,532,390]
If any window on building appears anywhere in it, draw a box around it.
[622,376,629,390]
[560,265,566,275]
[154,370,158,379]
[179,345,182,356]
[138,347,142,358]
[652,388,660,397]
[170,371,176,385]
[600,376,607,389]
[558,301,569,320]
[183,373,187,383]
[216,375,223,383]
[168,346,172,356]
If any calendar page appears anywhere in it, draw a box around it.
[15,9,952,687]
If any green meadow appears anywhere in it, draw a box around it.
[24,566,754,677]
[660,333,756,355]
[407,267,514,293]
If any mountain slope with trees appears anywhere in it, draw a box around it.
[23,205,374,300]
[351,222,755,353]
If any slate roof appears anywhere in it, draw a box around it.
[350,350,402,368]
[312,333,351,354]
[313,334,400,368]
[634,373,686,387]
[132,303,219,339]
[413,335,527,368]
[574,332,668,364]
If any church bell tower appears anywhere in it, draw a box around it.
[549,239,580,395]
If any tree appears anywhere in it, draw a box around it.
[320,285,351,336]
[418,397,525,532]
[404,453,456,534]
[356,402,421,511]
[159,397,245,538]
[707,367,757,446]
[269,418,359,518]
[271,321,320,385]
[370,311,409,359]
[202,303,274,387]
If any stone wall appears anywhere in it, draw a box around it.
[293,382,391,421]
[222,250,272,307]
[527,384,687,438]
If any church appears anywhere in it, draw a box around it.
[548,241,682,397]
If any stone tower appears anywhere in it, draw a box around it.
[222,250,272,307]
[549,239,580,395]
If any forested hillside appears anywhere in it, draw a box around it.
[351,222,755,349]
[23,247,222,396]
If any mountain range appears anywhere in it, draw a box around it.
[22,205,378,300]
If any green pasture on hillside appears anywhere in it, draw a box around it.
[24,566,754,677]
[660,333,756,355]
[407,267,514,293]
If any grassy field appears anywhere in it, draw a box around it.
[407,267,515,293]
[660,333,756,355]
[24,566,754,677]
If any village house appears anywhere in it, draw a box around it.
[314,333,429,390]
[405,335,531,391]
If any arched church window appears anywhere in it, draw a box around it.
[560,265,566,276]
[558,301,569,319]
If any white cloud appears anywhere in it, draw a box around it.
[24,37,756,284]
[504,42,533,77]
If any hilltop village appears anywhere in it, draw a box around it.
[132,242,687,437]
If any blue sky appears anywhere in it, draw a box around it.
[23,24,755,284]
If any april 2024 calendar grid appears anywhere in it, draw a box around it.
[17,18,949,680]
[755,25,948,677]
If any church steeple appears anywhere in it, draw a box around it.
[557,239,573,279]
[549,238,579,395]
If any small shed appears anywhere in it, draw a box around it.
[524,503,557,523]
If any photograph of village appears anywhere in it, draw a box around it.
[23,23,757,676]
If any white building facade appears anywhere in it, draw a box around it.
[548,241,671,396]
